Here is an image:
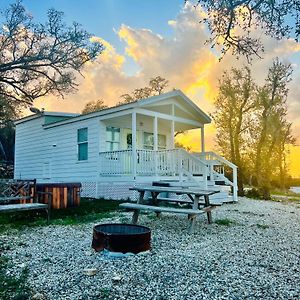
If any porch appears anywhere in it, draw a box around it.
[98,148,238,202]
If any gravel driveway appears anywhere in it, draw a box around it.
[2,197,300,300]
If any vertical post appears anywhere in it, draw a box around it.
[203,163,208,190]
[171,104,175,149]
[201,126,205,153]
[210,164,214,181]
[171,120,175,149]
[179,150,183,183]
[233,166,238,202]
[132,112,137,179]
[153,116,158,151]
[153,116,158,177]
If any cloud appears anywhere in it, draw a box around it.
[34,3,300,173]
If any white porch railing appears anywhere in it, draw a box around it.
[99,150,132,175]
[99,149,207,181]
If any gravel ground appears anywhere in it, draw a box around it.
[2,197,300,300]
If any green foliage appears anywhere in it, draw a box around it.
[215,218,236,226]
[244,188,262,199]
[256,224,269,229]
[0,255,30,300]
[99,287,111,299]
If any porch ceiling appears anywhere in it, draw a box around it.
[103,114,200,131]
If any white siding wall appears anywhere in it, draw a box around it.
[14,117,47,179]
[15,117,103,183]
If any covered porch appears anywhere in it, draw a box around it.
[99,105,206,179]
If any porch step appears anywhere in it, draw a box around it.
[215,180,226,186]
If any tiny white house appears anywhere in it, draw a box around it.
[14,90,238,202]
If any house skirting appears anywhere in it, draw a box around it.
[81,176,184,200]
[81,180,154,200]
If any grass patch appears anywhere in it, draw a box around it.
[215,218,236,226]
[0,255,30,300]
[99,287,111,299]
[0,198,121,233]
[256,224,270,229]
[271,189,299,197]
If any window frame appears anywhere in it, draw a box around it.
[143,132,166,150]
[106,126,120,151]
[77,127,88,161]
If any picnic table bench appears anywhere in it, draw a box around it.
[119,185,220,233]
[0,179,52,222]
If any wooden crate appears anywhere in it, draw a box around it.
[36,183,81,209]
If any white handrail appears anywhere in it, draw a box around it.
[179,149,208,189]
[195,151,238,202]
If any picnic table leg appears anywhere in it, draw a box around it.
[132,191,145,224]
[189,194,199,233]
[151,192,161,218]
[204,195,212,224]
[132,210,140,224]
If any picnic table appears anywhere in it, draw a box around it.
[119,185,220,233]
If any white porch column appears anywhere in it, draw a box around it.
[171,104,175,149]
[171,120,175,149]
[132,112,137,179]
[201,126,205,153]
[153,116,158,177]
[153,116,158,151]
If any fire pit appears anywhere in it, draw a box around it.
[92,223,151,254]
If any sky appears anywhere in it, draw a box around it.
[1,0,300,177]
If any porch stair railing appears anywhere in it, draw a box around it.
[195,151,238,202]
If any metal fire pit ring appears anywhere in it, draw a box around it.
[92,223,151,254]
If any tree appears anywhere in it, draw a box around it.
[213,66,257,195]
[0,1,104,177]
[149,76,169,95]
[213,60,295,198]
[82,99,108,114]
[191,0,300,60]
[0,1,104,110]
[0,98,20,162]
[118,76,169,105]
[253,59,294,197]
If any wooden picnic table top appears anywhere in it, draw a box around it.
[129,185,219,196]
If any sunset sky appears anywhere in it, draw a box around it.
[2,0,300,177]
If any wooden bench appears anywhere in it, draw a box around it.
[120,202,210,233]
[0,179,52,223]
[120,202,206,216]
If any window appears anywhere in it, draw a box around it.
[143,132,154,150]
[77,128,88,161]
[158,134,166,150]
[143,132,166,150]
[106,127,120,151]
